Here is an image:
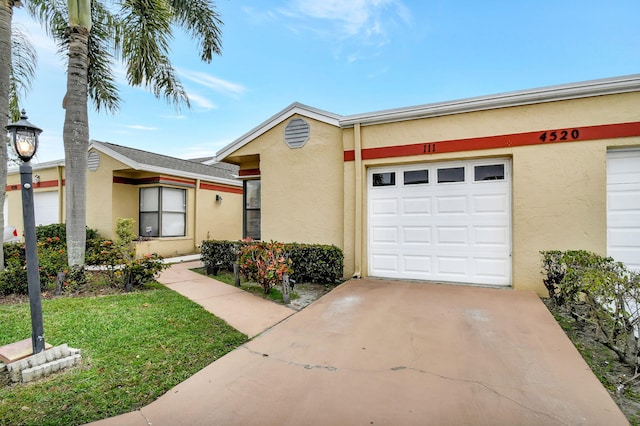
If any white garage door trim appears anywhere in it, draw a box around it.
[34,191,60,226]
[368,158,512,286]
[607,148,640,272]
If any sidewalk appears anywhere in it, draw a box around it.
[156,259,295,338]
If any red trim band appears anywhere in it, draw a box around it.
[239,168,261,177]
[343,121,640,161]
[6,179,64,191]
[199,182,243,194]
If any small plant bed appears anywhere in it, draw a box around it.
[543,299,640,423]
[192,267,334,310]
[0,284,248,425]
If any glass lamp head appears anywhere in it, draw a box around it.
[6,110,42,162]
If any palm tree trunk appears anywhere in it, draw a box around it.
[63,28,89,266]
[0,1,14,272]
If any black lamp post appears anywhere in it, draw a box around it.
[5,110,45,354]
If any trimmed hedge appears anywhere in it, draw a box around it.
[201,240,344,284]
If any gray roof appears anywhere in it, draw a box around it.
[91,141,239,182]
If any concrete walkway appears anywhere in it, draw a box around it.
[91,265,628,426]
[157,260,294,338]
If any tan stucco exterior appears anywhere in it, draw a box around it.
[218,78,640,295]
[230,116,344,245]
[6,146,243,259]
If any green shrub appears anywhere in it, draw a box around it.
[200,240,244,273]
[541,250,640,367]
[88,218,168,291]
[35,223,99,244]
[0,264,28,295]
[201,239,344,284]
[287,243,344,284]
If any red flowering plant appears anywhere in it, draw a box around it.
[238,239,293,294]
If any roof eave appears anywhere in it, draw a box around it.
[89,141,241,187]
[216,102,341,161]
[340,74,640,127]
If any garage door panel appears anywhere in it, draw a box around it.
[402,197,431,215]
[369,159,511,286]
[608,190,640,211]
[371,226,398,244]
[609,228,640,247]
[370,254,399,273]
[472,193,509,214]
[436,256,468,278]
[403,227,431,244]
[607,149,640,273]
[474,226,509,246]
[436,196,467,215]
[436,227,468,245]
[371,198,398,216]
[474,258,510,279]
[402,255,431,274]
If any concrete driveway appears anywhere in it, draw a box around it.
[94,278,627,425]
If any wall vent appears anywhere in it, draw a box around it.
[87,151,100,172]
[284,118,310,149]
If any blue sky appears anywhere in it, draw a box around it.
[12,0,640,163]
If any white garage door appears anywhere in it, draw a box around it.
[34,191,60,226]
[368,158,511,286]
[607,149,640,272]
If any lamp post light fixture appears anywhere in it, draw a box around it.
[6,110,45,354]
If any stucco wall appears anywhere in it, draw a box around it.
[195,187,243,244]
[350,92,640,293]
[233,115,345,246]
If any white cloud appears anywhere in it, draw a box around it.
[283,0,412,42]
[186,93,217,110]
[126,125,158,131]
[179,70,247,99]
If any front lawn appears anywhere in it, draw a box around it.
[0,283,247,425]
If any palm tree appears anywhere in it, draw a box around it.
[1,1,38,272]
[28,0,223,266]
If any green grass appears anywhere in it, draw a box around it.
[0,283,248,425]
[192,268,298,303]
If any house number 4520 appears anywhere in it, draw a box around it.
[539,129,580,143]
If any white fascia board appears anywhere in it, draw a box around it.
[216,102,341,161]
[89,140,241,187]
[340,74,640,127]
[8,159,66,174]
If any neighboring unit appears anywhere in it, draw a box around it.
[6,141,242,258]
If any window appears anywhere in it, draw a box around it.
[474,164,505,181]
[244,180,261,239]
[139,187,186,237]
[373,172,396,187]
[437,167,465,183]
[404,169,429,185]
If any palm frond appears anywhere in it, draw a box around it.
[119,0,189,108]
[10,25,37,97]
[87,1,120,112]
[168,0,223,62]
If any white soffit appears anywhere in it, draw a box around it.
[341,74,640,127]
